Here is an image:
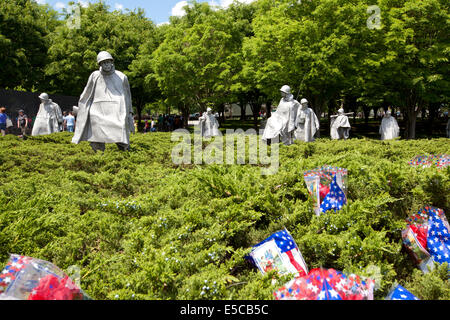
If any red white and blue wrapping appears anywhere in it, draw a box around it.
[385,285,419,300]
[274,268,374,300]
[427,208,450,266]
[304,166,348,216]
[249,229,308,278]
[0,254,91,300]
[320,175,347,214]
[408,154,449,169]
[0,255,32,293]
[403,207,450,274]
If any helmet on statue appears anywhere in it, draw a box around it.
[38,93,49,101]
[280,85,291,95]
[97,51,114,65]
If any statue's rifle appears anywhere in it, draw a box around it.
[295,72,308,101]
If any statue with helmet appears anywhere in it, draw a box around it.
[379,109,400,140]
[72,51,135,152]
[262,85,299,145]
[199,107,220,138]
[330,108,353,140]
[294,98,320,142]
[31,93,63,136]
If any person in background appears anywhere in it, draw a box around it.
[64,112,76,133]
[158,114,164,132]
[62,111,68,131]
[17,109,29,138]
[144,118,150,133]
[151,118,156,132]
[0,107,7,136]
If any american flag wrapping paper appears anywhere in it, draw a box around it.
[385,284,419,300]
[303,166,348,216]
[0,254,91,300]
[320,174,347,214]
[274,268,375,300]
[0,255,32,293]
[249,229,308,278]
[402,207,450,274]
[408,154,449,169]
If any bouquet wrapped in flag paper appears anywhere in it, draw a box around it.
[0,254,91,300]
[385,284,419,300]
[248,229,308,278]
[402,207,450,274]
[274,268,375,300]
[303,166,348,216]
[408,154,449,169]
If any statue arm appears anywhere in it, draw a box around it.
[123,75,135,134]
[79,73,96,107]
[55,104,63,122]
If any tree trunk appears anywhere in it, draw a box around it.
[135,97,144,132]
[310,95,326,138]
[266,100,272,117]
[240,100,246,121]
[362,105,371,125]
[427,103,438,136]
[219,103,225,124]
[182,104,189,128]
[405,110,417,139]
[403,94,420,140]
[249,102,261,131]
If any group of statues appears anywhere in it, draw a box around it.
[30,52,423,151]
[262,85,319,145]
[262,85,402,145]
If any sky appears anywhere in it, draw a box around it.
[34,0,253,25]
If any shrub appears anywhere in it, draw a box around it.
[0,133,448,300]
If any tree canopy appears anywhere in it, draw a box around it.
[0,0,448,138]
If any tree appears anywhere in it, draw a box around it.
[150,1,246,127]
[379,0,449,139]
[243,0,373,123]
[0,0,59,91]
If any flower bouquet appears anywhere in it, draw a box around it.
[0,254,91,300]
[303,166,348,216]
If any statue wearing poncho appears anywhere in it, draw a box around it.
[72,51,135,151]
[32,93,63,136]
[379,111,400,140]
[199,108,220,138]
[330,109,352,140]
[262,85,299,145]
[294,99,320,142]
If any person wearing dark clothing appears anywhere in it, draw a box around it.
[0,107,7,136]
[17,110,29,137]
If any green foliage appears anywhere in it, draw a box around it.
[0,0,59,90]
[0,132,448,300]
